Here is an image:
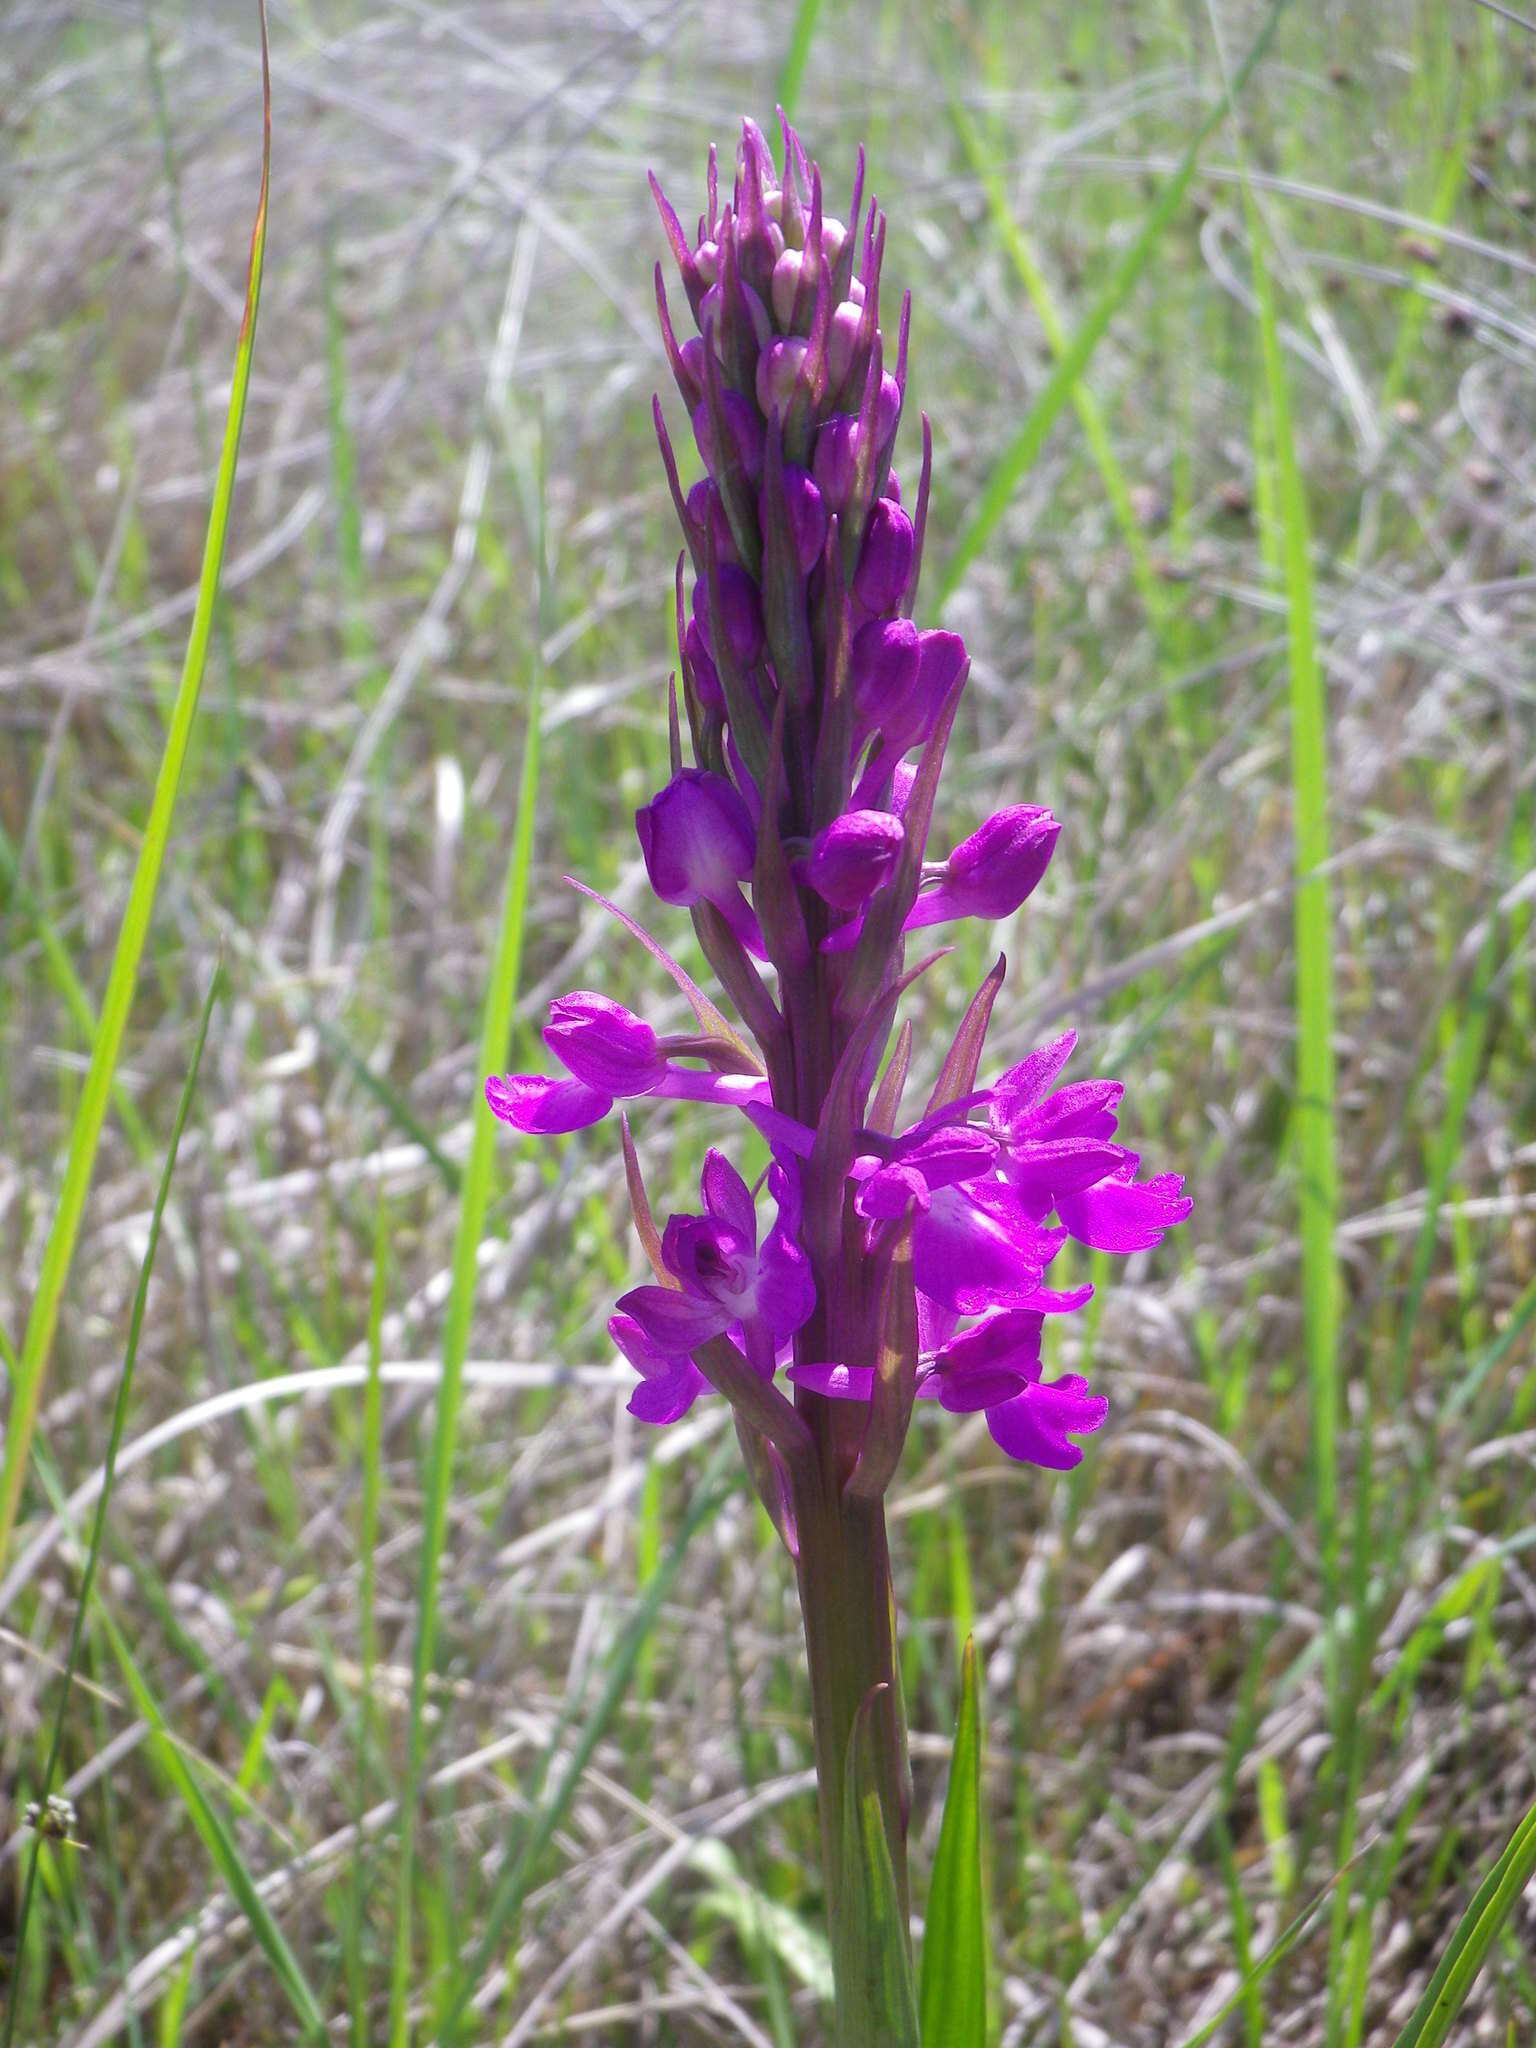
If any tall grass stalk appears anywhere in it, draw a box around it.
[387,437,548,2047]
[0,4,270,1572]
[2,965,221,2048]
[934,0,1287,607]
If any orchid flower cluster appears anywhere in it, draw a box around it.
[488,115,1189,1491]
[487,114,1189,2029]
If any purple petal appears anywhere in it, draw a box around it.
[1019,1077,1125,1141]
[990,1031,1077,1118]
[854,1161,931,1222]
[609,1311,709,1424]
[1001,1136,1130,1215]
[628,1372,707,1424]
[543,992,663,1095]
[484,1073,612,1134]
[756,1224,817,1342]
[1056,1168,1193,1254]
[913,1183,1066,1314]
[615,1282,730,1353]
[986,1373,1108,1470]
[1014,1281,1095,1315]
[700,1149,756,1241]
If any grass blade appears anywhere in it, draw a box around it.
[0,0,271,1571]
[942,94,1165,628]
[387,441,547,2046]
[776,0,823,119]
[437,1442,738,2043]
[1388,1795,1536,2048]
[1249,207,1340,1604]
[917,1635,986,2048]
[3,963,223,2048]
[934,0,1287,608]
[834,1686,920,2048]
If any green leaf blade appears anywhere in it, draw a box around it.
[919,1635,987,2048]
[834,1686,921,2048]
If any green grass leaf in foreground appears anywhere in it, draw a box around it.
[918,1635,987,2048]
[835,1686,921,2048]
[0,3,271,1572]
[934,0,1287,608]
[1249,206,1341,1610]
[3,964,223,2048]
[1388,1794,1536,2048]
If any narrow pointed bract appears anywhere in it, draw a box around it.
[484,115,1191,2031]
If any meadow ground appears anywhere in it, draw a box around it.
[2,2,1535,2042]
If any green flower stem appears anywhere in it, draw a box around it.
[793,1430,912,2034]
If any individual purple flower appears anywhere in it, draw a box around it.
[485,990,772,1135]
[617,1151,815,1373]
[905,805,1060,929]
[636,769,764,954]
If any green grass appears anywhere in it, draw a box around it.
[0,4,271,1570]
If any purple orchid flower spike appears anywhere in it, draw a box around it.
[486,114,1192,2030]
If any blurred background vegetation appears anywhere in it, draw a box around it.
[3,1,1535,2042]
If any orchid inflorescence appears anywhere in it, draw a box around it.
[487,113,1190,1513]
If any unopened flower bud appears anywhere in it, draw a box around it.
[693,391,765,484]
[685,479,737,564]
[812,414,858,510]
[850,617,920,724]
[700,279,772,360]
[875,372,902,448]
[756,336,808,417]
[545,993,663,1094]
[853,498,914,612]
[694,563,765,666]
[828,302,863,388]
[770,247,807,329]
[761,462,827,575]
[683,617,724,709]
[636,769,756,907]
[800,808,905,911]
[694,239,720,285]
